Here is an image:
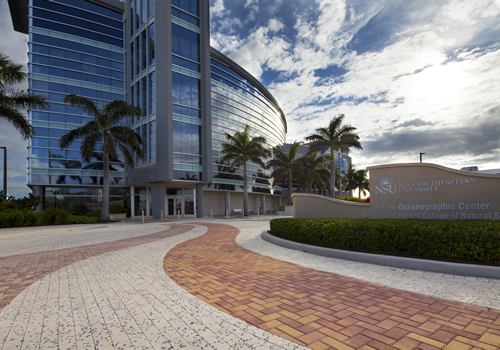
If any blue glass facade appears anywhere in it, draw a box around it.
[208,57,286,194]
[27,0,126,212]
[12,0,287,218]
[129,0,157,167]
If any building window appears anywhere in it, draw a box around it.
[173,121,200,156]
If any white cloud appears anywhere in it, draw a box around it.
[227,19,290,80]
[210,0,229,18]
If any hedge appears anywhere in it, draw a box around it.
[269,218,500,264]
[0,208,98,228]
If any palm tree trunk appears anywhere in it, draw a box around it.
[100,151,110,222]
[243,162,248,216]
[288,174,293,204]
[330,156,336,198]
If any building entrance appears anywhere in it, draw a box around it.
[165,188,195,217]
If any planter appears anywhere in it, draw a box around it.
[284,205,293,216]
[109,213,127,221]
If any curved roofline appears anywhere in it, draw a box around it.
[210,47,287,133]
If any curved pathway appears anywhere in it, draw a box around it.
[0,222,306,349]
[0,224,191,312]
[165,223,500,350]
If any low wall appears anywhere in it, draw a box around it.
[292,193,374,219]
[291,163,500,220]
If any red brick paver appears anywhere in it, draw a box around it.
[164,223,500,350]
[0,224,193,311]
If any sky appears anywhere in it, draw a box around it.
[1,0,500,197]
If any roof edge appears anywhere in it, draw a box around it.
[8,0,29,34]
[88,0,125,13]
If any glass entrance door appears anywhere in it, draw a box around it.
[167,197,183,216]
[165,188,196,217]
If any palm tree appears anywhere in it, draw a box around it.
[0,53,48,139]
[297,153,330,194]
[267,141,304,204]
[306,114,362,198]
[355,169,369,198]
[345,166,370,198]
[59,95,144,222]
[220,124,271,216]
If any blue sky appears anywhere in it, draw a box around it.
[210,0,500,169]
[1,0,499,197]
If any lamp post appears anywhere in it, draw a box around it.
[0,147,6,196]
[420,152,425,163]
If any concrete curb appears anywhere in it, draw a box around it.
[262,231,500,280]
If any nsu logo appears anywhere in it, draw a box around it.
[375,184,397,194]
[375,175,397,195]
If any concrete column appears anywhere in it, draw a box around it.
[196,184,204,218]
[32,185,43,212]
[261,194,266,214]
[150,182,166,220]
[278,196,282,207]
[225,191,230,214]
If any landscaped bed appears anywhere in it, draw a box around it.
[269,218,500,265]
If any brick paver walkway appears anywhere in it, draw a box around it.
[0,224,192,312]
[164,223,500,350]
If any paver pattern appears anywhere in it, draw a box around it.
[0,223,306,349]
[235,221,500,310]
[164,223,500,350]
[0,224,191,312]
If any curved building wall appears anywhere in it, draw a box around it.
[208,50,286,195]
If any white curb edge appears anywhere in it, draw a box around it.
[262,231,500,280]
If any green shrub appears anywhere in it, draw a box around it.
[270,218,500,263]
[87,210,101,218]
[109,205,128,214]
[0,193,41,212]
[37,207,72,225]
[335,196,367,203]
[70,215,98,224]
[0,209,38,228]
[0,207,98,228]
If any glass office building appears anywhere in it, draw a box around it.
[10,0,287,218]
[9,0,127,213]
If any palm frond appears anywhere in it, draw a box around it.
[105,100,143,123]
[8,90,48,110]
[59,121,99,149]
[0,105,34,139]
[63,95,100,118]
[80,132,102,162]
[0,53,27,88]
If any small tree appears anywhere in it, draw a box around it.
[0,53,47,139]
[306,114,362,198]
[220,125,271,216]
[297,153,330,194]
[345,165,370,198]
[60,95,144,222]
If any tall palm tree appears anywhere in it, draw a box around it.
[267,141,304,204]
[220,124,271,216]
[306,114,362,198]
[0,53,47,139]
[59,95,144,222]
[297,153,330,194]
